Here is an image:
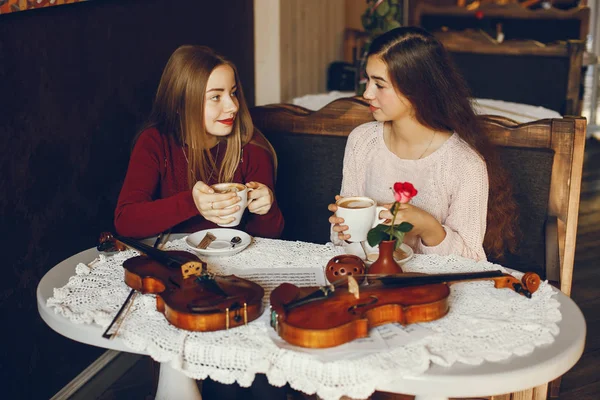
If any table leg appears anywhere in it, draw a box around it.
[155,362,202,400]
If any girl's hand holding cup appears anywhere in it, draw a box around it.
[246,181,274,215]
[328,195,351,241]
[192,181,241,225]
[329,195,387,242]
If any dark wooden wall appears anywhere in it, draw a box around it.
[0,0,255,398]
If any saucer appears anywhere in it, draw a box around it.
[185,228,252,257]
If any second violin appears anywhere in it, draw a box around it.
[270,270,540,348]
[99,233,264,332]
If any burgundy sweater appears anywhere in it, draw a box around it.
[114,128,284,239]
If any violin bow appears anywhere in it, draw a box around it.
[101,230,170,339]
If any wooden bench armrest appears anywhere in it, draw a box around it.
[545,215,560,288]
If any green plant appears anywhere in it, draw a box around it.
[361,0,403,39]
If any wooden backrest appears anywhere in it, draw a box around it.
[482,115,586,295]
[250,98,586,295]
[251,99,372,244]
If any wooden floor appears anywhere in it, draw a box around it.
[557,137,600,400]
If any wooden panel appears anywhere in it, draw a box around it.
[533,383,549,400]
[511,388,534,400]
[345,0,365,31]
[280,0,345,102]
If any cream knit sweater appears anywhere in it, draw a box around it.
[333,121,488,261]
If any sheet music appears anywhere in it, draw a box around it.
[228,267,326,302]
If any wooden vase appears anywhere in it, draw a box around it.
[369,240,403,275]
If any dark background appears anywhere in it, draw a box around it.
[0,0,255,398]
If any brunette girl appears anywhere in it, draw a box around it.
[115,45,284,240]
[329,27,517,261]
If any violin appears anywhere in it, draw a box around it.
[98,233,264,332]
[270,270,541,348]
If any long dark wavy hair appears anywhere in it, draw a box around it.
[367,27,519,260]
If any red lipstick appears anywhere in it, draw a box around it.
[218,118,234,126]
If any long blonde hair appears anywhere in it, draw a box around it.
[139,45,257,187]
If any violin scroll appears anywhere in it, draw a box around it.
[522,272,541,293]
[97,232,127,253]
[491,272,541,298]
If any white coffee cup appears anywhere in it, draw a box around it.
[335,196,387,242]
[211,183,253,227]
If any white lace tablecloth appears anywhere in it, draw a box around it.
[47,238,561,400]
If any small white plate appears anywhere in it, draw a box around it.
[364,243,414,266]
[185,228,252,257]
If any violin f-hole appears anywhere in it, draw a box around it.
[347,296,378,315]
[233,302,243,323]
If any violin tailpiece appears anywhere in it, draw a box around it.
[181,261,204,279]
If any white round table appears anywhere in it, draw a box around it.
[38,244,586,400]
[378,292,585,399]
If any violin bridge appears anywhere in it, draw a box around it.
[347,276,360,299]
[243,303,248,325]
[226,308,230,330]
[181,261,204,279]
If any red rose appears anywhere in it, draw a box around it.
[393,182,418,203]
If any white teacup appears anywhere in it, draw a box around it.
[335,196,387,242]
[211,183,252,227]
